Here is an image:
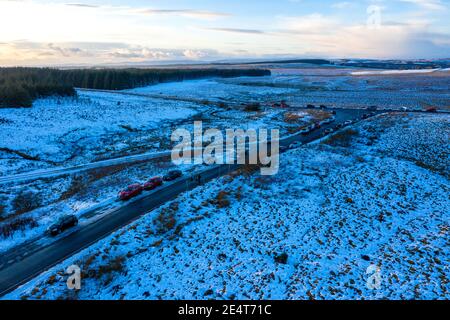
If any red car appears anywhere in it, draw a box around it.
[143,176,163,190]
[425,107,437,113]
[118,183,143,201]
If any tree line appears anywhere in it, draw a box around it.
[0,67,271,108]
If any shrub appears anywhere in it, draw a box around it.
[154,204,178,234]
[244,102,261,112]
[12,190,43,215]
[274,252,288,264]
[0,216,38,238]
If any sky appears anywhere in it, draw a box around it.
[0,0,449,66]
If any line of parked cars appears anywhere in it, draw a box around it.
[46,170,184,237]
[118,170,183,201]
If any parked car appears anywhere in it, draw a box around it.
[289,141,302,149]
[319,105,327,109]
[300,129,310,135]
[143,176,163,190]
[306,104,315,109]
[47,215,78,236]
[344,120,353,126]
[321,117,335,125]
[163,170,183,181]
[367,105,378,111]
[119,183,143,201]
[425,107,437,113]
[280,100,290,108]
[401,107,408,111]
[323,128,334,136]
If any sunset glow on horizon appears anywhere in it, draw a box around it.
[1,0,449,66]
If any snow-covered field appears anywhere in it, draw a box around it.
[0,91,201,175]
[0,76,331,251]
[6,112,449,300]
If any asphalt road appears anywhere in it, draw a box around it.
[0,151,173,186]
[0,107,378,297]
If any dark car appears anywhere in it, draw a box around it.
[319,105,327,109]
[47,215,78,236]
[306,104,315,109]
[367,105,378,111]
[118,183,143,201]
[335,124,343,130]
[143,176,163,190]
[331,110,337,115]
[425,107,437,113]
[163,170,183,181]
[362,114,370,119]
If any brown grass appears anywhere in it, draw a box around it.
[59,175,88,200]
[284,112,302,123]
[154,203,178,234]
[322,129,359,148]
[81,255,126,286]
[11,190,43,216]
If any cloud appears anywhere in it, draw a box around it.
[0,41,220,65]
[137,8,231,19]
[205,27,266,34]
[275,14,450,58]
[331,2,353,9]
[65,3,99,8]
[399,0,447,10]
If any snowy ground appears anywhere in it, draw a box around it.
[0,91,201,175]
[6,112,449,300]
[0,75,333,251]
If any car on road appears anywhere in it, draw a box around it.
[401,107,408,111]
[163,170,183,181]
[309,123,321,130]
[367,105,378,111]
[331,110,337,115]
[279,145,289,152]
[320,105,327,109]
[143,176,163,190]
[289,141,302,149]
[321,117,335,125]
[119,183,143,201]
[47,215,78,236]
[335,123,343,130]
[343,120,353,126]
[425,107,437,113]
[323,128,334,136]
[299,127,310,135]
[306,104,315,109]
[361,113,370,119]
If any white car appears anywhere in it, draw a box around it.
[344,120,353,126]
[289,141,302,149]
[320,117,336,125]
